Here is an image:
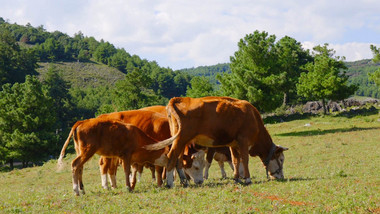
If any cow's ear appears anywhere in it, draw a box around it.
[276,145,289,153]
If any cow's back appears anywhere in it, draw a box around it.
[98,110,170,141]
[168,97,269,147]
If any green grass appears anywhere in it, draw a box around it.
[1,113,379,213]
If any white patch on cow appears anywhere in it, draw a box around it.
[101,174,108,189]
[184,150,206,184]
[154,154,168,167]
[166,169,175,188]
[267,153,285,179]
[73,183,79,195]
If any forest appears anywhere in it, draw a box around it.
[0,17,379,167]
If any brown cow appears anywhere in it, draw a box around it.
[97,107,206,187]
[96,109,170,189]
[57,118,168,195]
[145,96,288,188]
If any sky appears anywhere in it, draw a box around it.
[1,0,379,70]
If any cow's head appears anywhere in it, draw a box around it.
[183,149,206,185]
[266,145,288,180]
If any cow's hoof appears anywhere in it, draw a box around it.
[244,178,252,185]
[233,178,242,184]
[165,184,173,188]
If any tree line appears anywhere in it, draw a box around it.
[1,18,378,168]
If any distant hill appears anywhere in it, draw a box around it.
[178,63,230,84]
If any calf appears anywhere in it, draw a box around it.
[204,147,244,180]
[58,118,168,195]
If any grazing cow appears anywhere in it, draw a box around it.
[145,96,288,188]
[204,147,244,180]
[97,107,206,187]
[97,109,170,189]
[57,118,168,195]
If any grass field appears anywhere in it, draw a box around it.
[0,111,379,213]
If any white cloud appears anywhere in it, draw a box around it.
[0,0,379,69]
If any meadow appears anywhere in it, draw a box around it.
[0,111,379,213]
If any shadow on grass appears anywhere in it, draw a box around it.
[275,126,380,137]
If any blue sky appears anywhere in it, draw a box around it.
[1,0,379,70]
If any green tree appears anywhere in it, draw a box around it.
[0,76,57,168]
[93,41,117,64]
[42,65,75,154]
[368,45,380,87]
[276,36,312,105]
[108,49,131,72]
[0,28,38,86]
[186,76,217,98]
[112,70,165,111]
[217,30,283,112]
[297,44,358,114]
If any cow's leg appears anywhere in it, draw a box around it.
[166,137,190,188]
[130,164,138,190]
[149,165,156,182]
[99,157,109,189]
[121,156,132,192]
[238,142,251,184]
[218,161,227,179]
[227,161,234,171]
[176,155,188,187]
[71,152,93,196]
[108,158,119,189]
[229,147,241,183]
[136,164,143,182]
[204,149,215,180]
[204,161,211,180]
[78,166,85,194]
[155,166,164,187]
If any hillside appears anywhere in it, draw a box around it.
[37,61,125,88]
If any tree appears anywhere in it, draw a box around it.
[93,41,117,64]
[0,28,38,86]
[297,44,358,114]
[368,45,380,87]
[0,76,57,167]
[108,49,131,72]
[42,65,75,155]
[111,70,165,111]
[217,30,284,112]
[275,36,312,105]
[186,76,217,98]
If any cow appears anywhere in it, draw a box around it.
[145,96,288,188]
[204,147,244,180]
[57,118,168,195]
[97,107,206,187]
[96,109,170,189]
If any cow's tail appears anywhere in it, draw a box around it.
[57,121,83,171]
[145,98,182,150]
